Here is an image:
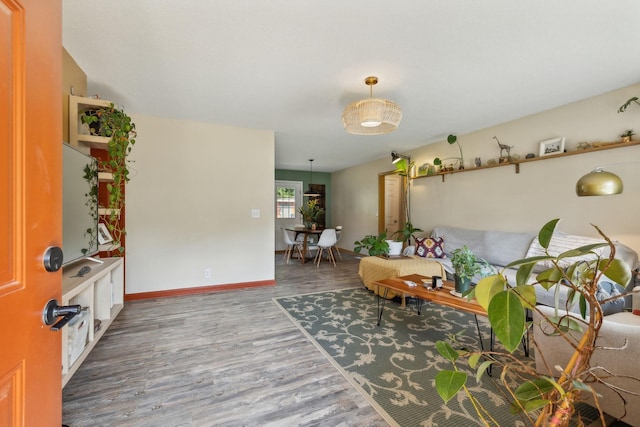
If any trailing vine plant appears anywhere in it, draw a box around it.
[82,160,99,255]
[81,103,136,253]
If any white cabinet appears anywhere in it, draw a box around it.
[61,257,124,388]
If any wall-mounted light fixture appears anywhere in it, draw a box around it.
[391,151,410,164]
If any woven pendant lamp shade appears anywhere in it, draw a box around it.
[342,76,402,135]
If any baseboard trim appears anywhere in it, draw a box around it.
[124,279,277,301]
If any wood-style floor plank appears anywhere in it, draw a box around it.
[62,253,388,427]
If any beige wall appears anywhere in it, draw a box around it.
[333,82,640,255]
[125,115,275,294]
[62,48,87,143]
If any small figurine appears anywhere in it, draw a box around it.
[493,136,513,160]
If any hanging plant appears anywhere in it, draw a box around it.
[82,161,99,255]
[81,103,136,253]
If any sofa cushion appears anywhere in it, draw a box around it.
[415,237,446,258]
[482,231,535,267]
[596,279,625,316]
[525,232,605,272]
[431,226,485,258]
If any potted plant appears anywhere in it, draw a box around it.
[620,129,634,143]
[434,134,465,171]
[450,245,482,294]
[298,199,324,229]
[81,103,136,253]
[435,219,635,427]
[354,232,390,257]
[392,222,423,247]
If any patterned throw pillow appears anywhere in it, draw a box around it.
[415,237,446,258]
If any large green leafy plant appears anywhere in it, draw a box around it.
[298,199,324,227]
[81,103,136,252]
[354,232,390,256]
[435,219,633,426]
[391,222,423,245]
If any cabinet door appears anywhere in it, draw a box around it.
[0,0,63,425]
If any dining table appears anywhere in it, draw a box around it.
[286,227,323,264]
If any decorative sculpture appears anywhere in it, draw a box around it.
[493,136,513,160]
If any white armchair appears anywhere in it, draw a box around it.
[533,304,640,426]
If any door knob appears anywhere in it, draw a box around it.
[42,299,82,331]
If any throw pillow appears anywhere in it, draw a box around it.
[596,280,625,316]
[415,237,446,258]
[633,286,640,316]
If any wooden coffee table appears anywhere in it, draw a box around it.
[371,273,531,368]
[372,274,486,322]
[372,273,493,352]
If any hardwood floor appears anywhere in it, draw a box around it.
[62,252,388,427]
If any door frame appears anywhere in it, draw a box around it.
[274,180,303,251]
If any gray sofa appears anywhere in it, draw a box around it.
[429,225,639,310]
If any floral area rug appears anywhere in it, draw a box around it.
[273,286,535,427]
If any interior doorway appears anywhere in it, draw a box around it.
[378,172,405,237]
[275,180,303,251]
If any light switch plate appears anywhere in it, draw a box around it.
[251,209,260,218]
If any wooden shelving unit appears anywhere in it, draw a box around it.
[68,95,126,257]
[412,140,640,182]
[61,257,124,387]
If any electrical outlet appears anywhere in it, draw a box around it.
[251,209,260,218]
[204,268,212,279]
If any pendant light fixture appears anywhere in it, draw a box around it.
[342,76,402,135]
[575,167,623,196]
[303,159,320,197]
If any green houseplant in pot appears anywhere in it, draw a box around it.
[354,232,390,257]
[450,245,482,294]
[298,199,324,229]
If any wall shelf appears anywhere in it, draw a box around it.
[412,140,640,182]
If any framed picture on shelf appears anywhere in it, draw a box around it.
[97,223,113,245]
[539,137,565,156]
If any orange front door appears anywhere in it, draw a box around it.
[0,0,63,425]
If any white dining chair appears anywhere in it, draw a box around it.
[333,227,343,260]
[313,229,337,267]
[282,227,303,264]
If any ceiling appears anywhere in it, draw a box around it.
[62,0,640,173]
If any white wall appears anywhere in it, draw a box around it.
[334,83,640,255]
[125,115,275,295]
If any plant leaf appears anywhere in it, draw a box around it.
[599,258,631,286]
[475,360,494,383]
[475,275,505,311]
[435,370,467,403]
[515,263,535,287]
[516,284,536,309]
[488,290,525,352]
[436,340,459,362]
[538,219,560,249]
[514,378,555,401]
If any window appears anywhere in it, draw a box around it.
[276,186,296,219]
